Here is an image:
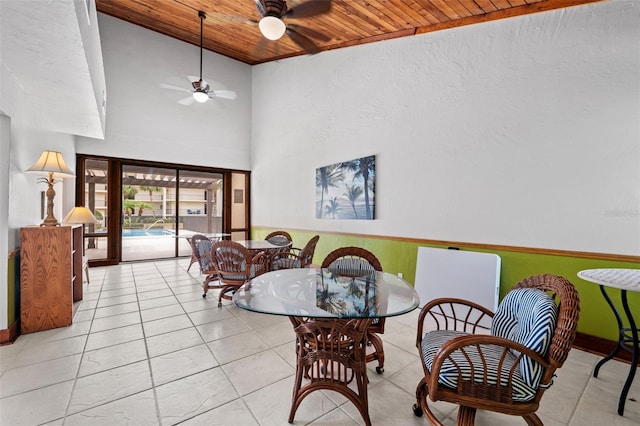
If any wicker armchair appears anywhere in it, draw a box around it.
[187,234,207,272]
[413,274,580,425]
[209,240,269,308]
[321,246,386,374]
[190,234,221,298]
[270,235,320,271]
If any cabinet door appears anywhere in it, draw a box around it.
[20,227,73,333]
[71,225,83,302]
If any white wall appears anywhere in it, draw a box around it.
[1,33,78,249]
[0,114,10,327]
[76,14,253,170]
[251,0,640,256]
[1,0,100,330]
[0,86,76,330]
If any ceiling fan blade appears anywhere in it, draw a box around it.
[254,0,266,17]
[178,96,196,106]
[253,36,272,58]
[160,83,191,93]
[212,90,237,100]
[287,27,321,53]
[284,1,332,19]
[286,23,331,43]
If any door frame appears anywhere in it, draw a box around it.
[75,154,250,266]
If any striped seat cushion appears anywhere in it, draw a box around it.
[491,288,558,389]
[220,264,263,282]
[196,240,213,270]
[421,330,538,402]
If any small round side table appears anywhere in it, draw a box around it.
[577,268,640,416]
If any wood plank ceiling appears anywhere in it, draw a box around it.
[96,0,601,65]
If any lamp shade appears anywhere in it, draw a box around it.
[259,16,286,40]
[63,206,99,224]
[26,151,75,178]
[193,90,209,103]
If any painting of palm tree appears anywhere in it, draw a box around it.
[315,155,375,220]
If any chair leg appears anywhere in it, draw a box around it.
[366,331,385,374]
[456,406,476,425]
[83,257,90,284]
[413,377,427,417]
[217,284,238,308]
[523,414,543,426]
[414,377,448,426]
[187,252,198,272]
[202,273,219,298]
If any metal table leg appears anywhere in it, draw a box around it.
[594,286,639,416]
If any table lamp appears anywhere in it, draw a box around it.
[63,206,99,226]
[62,206,98,282]
[26,151,75,227]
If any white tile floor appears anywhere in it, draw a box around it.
[1,258,638,426]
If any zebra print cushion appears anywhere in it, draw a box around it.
[421,330,538,402]
[491,288,558,389]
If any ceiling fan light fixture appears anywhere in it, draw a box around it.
[259,15,286,40]
[193,90,208,103]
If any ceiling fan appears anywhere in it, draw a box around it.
[216,0,332,52]
[256,0,331,42]
[160,11,237,106]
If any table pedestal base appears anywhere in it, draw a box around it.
[288,317,372,426]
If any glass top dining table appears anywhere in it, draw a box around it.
[235,239,291,251]
[233,267,420,319]
[233,267,420,426]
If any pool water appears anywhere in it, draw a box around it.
[122,229,175,237]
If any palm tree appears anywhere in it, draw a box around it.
[343,278,364,299]
[316,164,344,218]
[340,156,375,219]
[140,185,161,202]
[122,185,138,200]
[136,201,154,218]
[325,197,340,219]
[343,184,363,219]
[122,199,137,226]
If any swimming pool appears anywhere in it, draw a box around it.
[122,229,175,237]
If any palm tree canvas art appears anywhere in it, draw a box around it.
[315,155,375,220]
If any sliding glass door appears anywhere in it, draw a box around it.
[82,159,113,264]
[121,165,177,262]
[176,170,224,257]
[77,155,247,265]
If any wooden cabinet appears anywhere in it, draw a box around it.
[20,225,83,333]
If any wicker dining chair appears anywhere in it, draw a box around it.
[288,316,372,425]
[209,240,269,307]
[413,274,580,425]
[321,246,386,374]
[186,234,206,272]
[264,230,293,250]
[270,235,320,271]
[188,234,222,298]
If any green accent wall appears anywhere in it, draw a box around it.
[253,227,639,343]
